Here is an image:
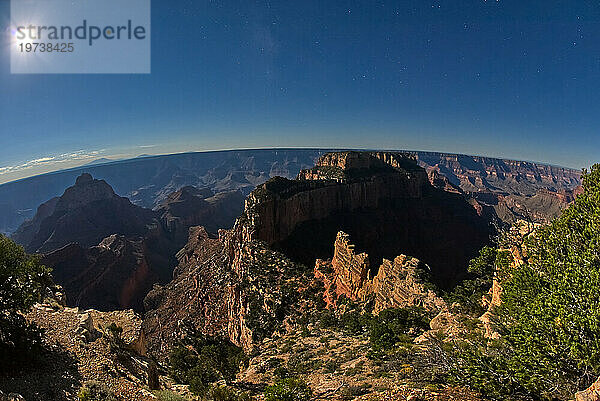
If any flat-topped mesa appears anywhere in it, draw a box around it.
[315,231,446,314]
[297,151,422,182]
[238,151,491,287]
[242,151,429,248]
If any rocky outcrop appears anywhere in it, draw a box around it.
[40,234,171,312]
[576,377,600,401]
[155,185,243,243]
[0,304,154,401]
[142,226,232,354]
[244,151,494,287]
[12,173,156,253]
[143,217,318,355]
[144,151,494,355]
[315,232,446,314]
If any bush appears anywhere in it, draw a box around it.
[168,324,247,396]
[318,310,338,328]
[453,165,600,400]
[264,377,312,401]
[448,246,510,314]
[0,313,45,371]
[339,310,369,334]
[368,307,429,352]
[154,390,188,401]
[0,235,52,312]
[207,385,252,401]
[78,381,117,401]
[0,235,51,373]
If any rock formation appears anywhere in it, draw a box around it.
[12,174,251,312]
[0,303,153,401]
[314,231,446,314]
[40,234,173,312]
[144,151,486,354]
[244,151,494,287]
[576,377,600,401]
[12,173,156,253]
[155,185,243,243]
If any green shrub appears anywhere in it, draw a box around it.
[274,366,291,379]
[154,390,188,401]
[0,235,52,373]
[207,385,252,401]
[264,377,312,401]
[368,307,429,352]
[322,359,339,374]
[453,165,600,400]
[78,381,116,401]
[448,246,510,314]
[168,325,247,396]
[339,310,370,334]
[318,310,338,328]
[286,353,319,375]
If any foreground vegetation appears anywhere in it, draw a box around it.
[0,235,51,374]
[450,164,600,400]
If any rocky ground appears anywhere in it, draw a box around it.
[0,304,156,401]
[239,322,482,401]
[0,298,484,401]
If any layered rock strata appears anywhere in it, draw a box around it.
[243,151,493,287]
[314,231,446,314]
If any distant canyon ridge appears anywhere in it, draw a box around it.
[0,148,581,235]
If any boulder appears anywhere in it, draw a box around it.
[75,312,99,342]
[576,377,600,401]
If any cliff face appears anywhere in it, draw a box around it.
[155,186,244,243]
[143,224,306,354]
[40,234,169,312]
[417,153,583,224]
[144,151,490,354]
[243,151,493,287]
[415,152,581,196]
[314,232,446,314]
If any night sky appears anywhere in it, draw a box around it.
[1,0,599,183]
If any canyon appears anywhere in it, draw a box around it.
[1,150,590,400]
[0,149,581,235]
[245,151,494,287]
[12,173,244,312]
[144,151,493,353]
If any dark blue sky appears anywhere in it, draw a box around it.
[1,0,599,182]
